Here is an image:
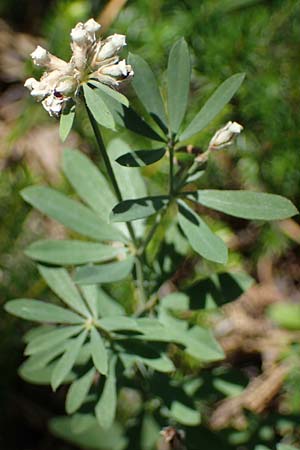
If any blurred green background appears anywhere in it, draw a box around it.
[0,0,300,449]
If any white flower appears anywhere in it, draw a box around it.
[101,59,130,77]
[96,34,126,60]
[24,19,133,117]
[30,46,50,67]
[42,92,66,117]
[209,121,243,150]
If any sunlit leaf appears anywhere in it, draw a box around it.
[21,186,125,242]
[38,265,90,317]
[167,38,191,135]
[129,53,167,133]
[195,190,298,220]
[62,149,118,224]
[169,401,201,426]
[88,80,129,107]
[75,257,135,285]
[180,73,245,141]
[5,299,84,324]
[83,84,115,130]
[59,102,75,142]
[177,201,228,264]
[26,240,123,265]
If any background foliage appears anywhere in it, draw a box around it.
[1,1,300,450]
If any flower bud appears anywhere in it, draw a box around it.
[31,46,50,67]
[71,24,90,46]
[96,34,126,60]
[55,76,77,95]
[24,77,39,91]
[84,18,101,37]
[208,121,243,150]
[101,59,129,77]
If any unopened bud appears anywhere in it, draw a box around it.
[101,59,129,77]
[84,18,101,35]
[56,77,77,95]
[31,46,50,67]
[24,77,39,91]
[71,24,89,46]
[97,34,126,60]
[209,121,243,150]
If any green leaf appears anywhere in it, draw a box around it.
[129,53,167,133]
[122,352,174,373]
[169,401,201,426]
[22,342,68,371]
[51,330,87,390]
[88,80,129,107]
[50,416,127,450]
[277,445,298,450]
[59,103,75,142]
[21,186,124,242]
[184,326,224,361]
[66,367,96,414]
[167,38,191,135]
[38,265,90,317]
[108,139,148,238]
[62,149,118,224]
[20,363,75,385]
[98,316,140,332]
[115,148,166,167]
[83,84,115,130]
[108,139,148,200]
[213,379,243,397]
[81,286,125,318]
[25,325,83,355]
[26,240,123,265]
[195,190,298,220]
[141,414,160,450]
[110,196,169,222]
[95,357,117,429]
[80,285,99,318]
[268,303,300,330]
[177,201,228,264]
[180,73,245,141]
[75,257,134,285]
[5,299,84,324]
[90,327,108,375]
[102,93,164,142]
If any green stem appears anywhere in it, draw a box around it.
[85,101,147,306]
[135,256,147,306]
[85,102,136,244]
[169,143,174,196]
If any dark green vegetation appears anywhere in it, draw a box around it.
[1,1,300,450]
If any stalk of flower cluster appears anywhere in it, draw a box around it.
[84,101,147,306]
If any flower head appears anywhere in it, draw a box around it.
[24,19,133,117]
[208,121,243,150]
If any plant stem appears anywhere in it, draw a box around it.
[85,102,136,244]
[135,256,147,307]
[169,142,174,196]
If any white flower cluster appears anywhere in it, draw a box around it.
[24,19,133,117]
